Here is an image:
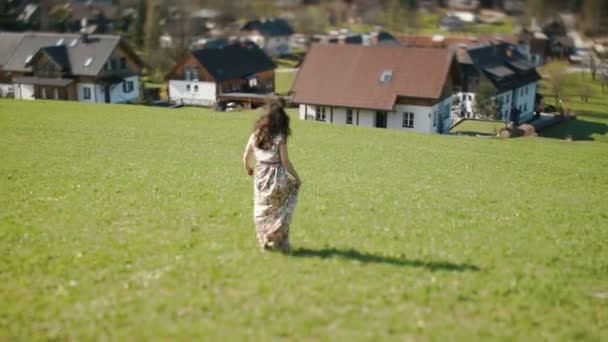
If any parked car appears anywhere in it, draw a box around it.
[224,102,242,112]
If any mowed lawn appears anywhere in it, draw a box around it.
[539,72,608,143]
[1,100,607,340]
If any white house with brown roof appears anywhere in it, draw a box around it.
[291,44,461,134]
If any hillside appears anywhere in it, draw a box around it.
[1,100,607,340]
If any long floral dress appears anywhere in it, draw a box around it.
[251,133,299,249]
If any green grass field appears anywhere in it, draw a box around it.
[275,70,298,95]
[539,71,608,142]
[1,99,607,340]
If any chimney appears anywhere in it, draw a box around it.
[80,18,89,43]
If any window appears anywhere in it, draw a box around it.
[506,93,510,102]
[433,111,438,127]
[380,70,393,83]
[84,57,93,67]
[194,85,199,92]
[315,107,326,121]
[402,112,414,128]
[83,87,91,100]
[70,38,78,47]
[346,109,353,124]
[186,84,191,92]
[185,66,199,81]
[119,58,127,70]
[56,38,64,46]
[105,59,113,71]
[123,80,134,93]
[523,102,527,112]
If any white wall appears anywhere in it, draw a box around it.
[109,76,140,103]
[0,83,13,97]
[513,82,537,122]
[496,90,513,121]
[299,105,374,128]
[298,103,443,133]
[390,104,434,133]
[13,83,34,100]
[77,83,97,102]
[169,80,216,106]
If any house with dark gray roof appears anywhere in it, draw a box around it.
[166,42,276,107]
[241,17,294,56]
[0,31,144,103]
[455,43,541,124]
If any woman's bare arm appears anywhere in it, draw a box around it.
[242,136,254,176]
[279,142,301,186]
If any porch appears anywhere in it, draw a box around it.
[13,77,75,100]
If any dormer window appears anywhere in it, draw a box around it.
[105,59,114,71]
[380,70,392,83]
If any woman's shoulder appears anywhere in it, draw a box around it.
[274,134,286,144]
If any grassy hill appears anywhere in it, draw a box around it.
[1,99,607,340]
[539,71,608,143]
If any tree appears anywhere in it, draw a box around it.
[134,0,146,48]
[589,55,597,81]
[544,61,568,105]
[579,83,592,103]
[384,0,407,33]
[144,0,159,55]
[600,65,608,94]
[582,0,603,36]
[473,82,500,120]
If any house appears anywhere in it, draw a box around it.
[0,32,144,103]
[291,44,461,134]
[167,42,276,107]
[241,17,294,57]
[440,15,465,31]
[0,32,24,97]
[455,43,541,125]
[67,0,122,33]
[314,30,400,46]
[516,29,550,66]
[503,0,524,15]
[447,0,480,11]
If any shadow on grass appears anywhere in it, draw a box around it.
[289,247,481,272]
[538,117,608,141]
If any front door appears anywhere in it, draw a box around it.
[104,85,111,103]
[375,111,387,128]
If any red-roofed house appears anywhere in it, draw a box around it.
[291,44,461,133]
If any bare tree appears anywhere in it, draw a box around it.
[544,61,568,105]
[579,83,592,103]
[473,82,501,120]
[588,55,598,80]
[582,0,603,36]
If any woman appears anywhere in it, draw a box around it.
[242,101,301,252]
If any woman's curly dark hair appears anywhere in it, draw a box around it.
[253,100,291,150]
